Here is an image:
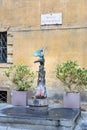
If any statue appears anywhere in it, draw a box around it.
[34,48,47,99]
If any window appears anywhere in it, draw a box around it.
[0,91,7,103]
[0,32,7,63]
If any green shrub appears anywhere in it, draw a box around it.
[5,64,35,91]
[56,61,87,92]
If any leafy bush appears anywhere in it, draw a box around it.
[5,64,35,91]
[56,61,87,92]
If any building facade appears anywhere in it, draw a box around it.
[0,0,87,94]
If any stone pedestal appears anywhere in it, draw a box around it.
[28,98,48,111]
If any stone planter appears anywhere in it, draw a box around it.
[63,92,80,108]
[11,90,28,106]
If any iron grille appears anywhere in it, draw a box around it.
[0,91,7,103]
[0,32,7,63]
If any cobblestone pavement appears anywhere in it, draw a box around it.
[0,103,87,130]
[74,112,87,130]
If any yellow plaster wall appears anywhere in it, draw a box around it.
[12,29,86,88]
[0,0,87,26]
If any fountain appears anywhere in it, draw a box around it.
[0,48,80,130]
[28,48,48,111]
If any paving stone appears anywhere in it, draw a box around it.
[81,111,87,118]
[0,126,7,130]
[58,126,75,130]
[80,121,87,130]
[7,127,21,130]
[7,125,58,130]
[74,125,81,130]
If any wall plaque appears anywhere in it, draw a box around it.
[41,13,62,25]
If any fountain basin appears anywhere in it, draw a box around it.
[0,105,80,130]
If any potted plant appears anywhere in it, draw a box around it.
[5,64,35,106]
[56,61,87,108]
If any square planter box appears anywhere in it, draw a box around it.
[63,92,80,108]
[11,90,28,106]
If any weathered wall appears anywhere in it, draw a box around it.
[0,0,87,93]
[0,0,87,26]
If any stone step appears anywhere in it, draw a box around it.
[0,105,80,130]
